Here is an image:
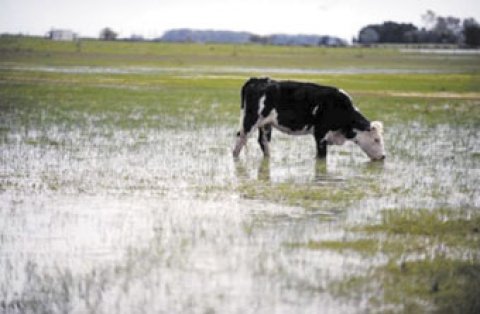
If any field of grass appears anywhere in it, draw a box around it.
[1,36,479,313]
[2,36,479,71]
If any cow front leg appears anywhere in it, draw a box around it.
[233,132,247,158]
[258,125,272,157]
[314,129,328,159]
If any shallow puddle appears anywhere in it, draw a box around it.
[0,112,479,312]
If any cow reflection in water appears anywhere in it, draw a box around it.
[234,158,271,182]
[234,158,333,184]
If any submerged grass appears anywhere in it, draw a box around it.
[331,257,480,314]
[301,208,480,313]
[364,208,480,241]
[292,239,381,257]
[238,181,366,212]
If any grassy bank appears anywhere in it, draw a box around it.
[2,36,480,71]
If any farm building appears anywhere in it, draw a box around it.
[48,29,76,41]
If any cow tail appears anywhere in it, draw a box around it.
[238,83,247,134]
[241,83,246,110]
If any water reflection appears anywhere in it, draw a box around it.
[361,159,386,173]
[233,158,250,181]
[0,195,364,314]
[234,155,343,185]
[257,158,271,182]
[232,157,271,182]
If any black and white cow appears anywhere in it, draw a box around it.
[233,78,386,161]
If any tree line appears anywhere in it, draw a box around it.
[96,10,480,48]
[160,29,347,46]
[357,10,480,47]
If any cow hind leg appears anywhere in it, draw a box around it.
[316,140,327,159]
[258,125,272,157]
[314,129,328,159]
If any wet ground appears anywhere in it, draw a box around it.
[1,111,478,313]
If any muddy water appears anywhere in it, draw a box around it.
[0,119,479,313]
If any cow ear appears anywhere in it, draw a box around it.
[371,121,384,134]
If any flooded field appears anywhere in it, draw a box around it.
[1,39,480,313]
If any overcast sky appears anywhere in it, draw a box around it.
[1,0,479,40]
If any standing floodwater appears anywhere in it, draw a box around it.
[1,117,479,313]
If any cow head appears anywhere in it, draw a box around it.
[353,121,386,161]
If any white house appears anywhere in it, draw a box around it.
[49,29,76,41]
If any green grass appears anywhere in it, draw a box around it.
[301,208,480,313]
[364,208,480,240]
[239,181,367,212]
[0,81,239,130]
[290,239,381,256]
[2,36,480,71]
[1,37,479,133]
[331,257,480,314]
[2,37,479,133]
[1,71,479,132]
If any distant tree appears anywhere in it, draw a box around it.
[358,11,472,45]
[380,22,418,43]
[358,27,379,44]
[420,11,463,43]
[433,16,462,43]
[99,27,117,41]
[358,22,417,44]
[421,10,437,30]
[250,34,269,45]
[463,18,480,47]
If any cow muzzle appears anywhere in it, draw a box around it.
[371,154,386,161]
